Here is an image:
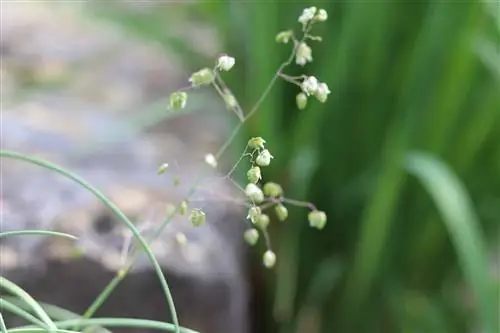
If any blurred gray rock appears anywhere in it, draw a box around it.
[1,3,249,333]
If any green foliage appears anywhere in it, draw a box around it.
[80,2,499,333]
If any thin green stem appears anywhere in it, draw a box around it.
[0,151,180,333]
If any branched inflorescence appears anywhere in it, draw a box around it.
[161,6,330,269]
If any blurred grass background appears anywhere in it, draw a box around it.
[84,1,499,333]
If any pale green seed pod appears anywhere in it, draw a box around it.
[275,204,288,221]
[263,250,276,268]
[308,210,327,229]
[189,209,206,227]
[263,182,283,197]
[245,183,265,203]
[244,228,259,246]
[296,92,308,110]
[256,149,274,167]
[169,91,188,110]
[179,201,188,215]
[247,137,266,150]
[255,214,270,230]
[247,206,262,223]
[247,166,262,184]
[189,68,214,87]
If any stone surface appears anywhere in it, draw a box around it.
[1,3,249,333]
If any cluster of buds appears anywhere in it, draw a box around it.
[167,54,236,111]
[275,7,330,109]
[241,136,328,269]
[157,6,331,271]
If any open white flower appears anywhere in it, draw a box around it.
[217,55,235,71]
[301,76,319,95]
[315,82,331,103]
[298,6,317,25]
[296,42,313,66]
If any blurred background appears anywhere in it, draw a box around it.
[1,1,499,333]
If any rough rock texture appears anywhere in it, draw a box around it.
[1,3,249,333]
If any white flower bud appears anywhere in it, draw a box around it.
[295,42,313,66]
[217,55,235,71]
[315,9,328,22]
[298,6,317,25]
[245,184,265,203]
[301,76,319,95]
[308,210,327,229]
[248,137,266,150]
[314,82,331,103]
[169,91,188,110]
[189,208,206,227]
[263,182,283,197]
[244,228,259,246]
[189,68,214,87]
[275,204,288,221]
[256,149,274,167]
[247,166,262,184]
[275,30,293,44]
[247,206,262,223]
[263,250,276,268]
[204,153,217,168]
[296,92,308,110]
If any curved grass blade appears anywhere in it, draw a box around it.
[0,298,46,327]
[19,318,199,333]
[0,150,180,333]
[405,151,498,333]
[0,278,55,330]
[0,231,76,240]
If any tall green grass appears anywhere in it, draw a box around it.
[83,1,499,332]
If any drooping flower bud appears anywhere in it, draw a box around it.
[217,55,235,71]
[247,206,262,223]
[169,91,188,110]
[255,214,270,230]
[256,149,274,167]
[263,250,276,268]
[296,92,308,110]
[247,166,262,184]
[157,163,169,175]
[263,182,283,198]
[275,204,288,221]
[245,184,265,203]
[244,228,259,246]
[189,68,214,87]
[308,210,327,229]
[248,137,266,150]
